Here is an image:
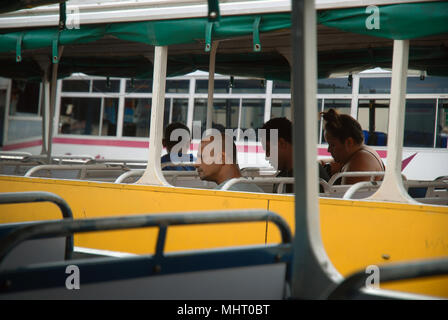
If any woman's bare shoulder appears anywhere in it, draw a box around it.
[348,146,382,171]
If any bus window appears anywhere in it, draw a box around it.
[240,99,265,133]
[101,98,119,136]
[193,98,239,134]
[232,79,266,94]
[5,79,43,143]
[125,79,152,93]
[357,99,390,146]
[195,79,230,94]
[166,80,189,93]
[403,99,437,148]
[123,98,151,137]
[436,99,448,148]
[272,81,290,94]
[271,99,291,120]
[9,80,40,116]
[92,80,120,93]
[59,97,101,135]
[170,99,189,125]
[318,78,352,94]
[62,80,90,93]
[320,99,351,143]
[359,77,391,94]
[407,76,448,94]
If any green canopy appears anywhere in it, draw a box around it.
[318,2,448,40]
[0,1,447,80]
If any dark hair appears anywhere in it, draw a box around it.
[261,117,292,144]
[201,132,238,164]
[321,109,363,144]
[164,122,191,150]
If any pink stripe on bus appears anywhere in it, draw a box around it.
[3,137,389,159]
[52,137,149,148]
[2,139,42,151]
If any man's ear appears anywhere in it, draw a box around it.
[278,137,289,150]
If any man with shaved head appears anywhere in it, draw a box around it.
[194,131,263,193]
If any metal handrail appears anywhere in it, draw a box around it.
[161,162,196,169]
[0,151,33,160]
[342,181,381,200]
[115,169,199,184]
[328,171,391,186]
[24,163,127,178]
[326,257,448,299]
[0,191,73,219]
[337,179,448,200]
[319,178,331,194]
[114,169,145,183]
[220,177,294,193]
[0,191,73,260]
[0,210,292,265]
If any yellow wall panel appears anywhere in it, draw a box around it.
[1,176,447,297]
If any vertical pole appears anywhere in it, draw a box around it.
[264,80,273,123]
[369,40,416,204]
[136,46,170,186]
[291,0,341,299]
[369,100,376,133]
[99,97,104,136]
[206,41,219,130]
[350,74,360,119]
[35,58,51,156]
[2,80,11,146]
[40,72,49,155]
[186,77,195,132]
[117,79,126,137]
[47,49,62,163]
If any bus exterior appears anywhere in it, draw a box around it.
[0,0,447,299]
[2,70,448,181]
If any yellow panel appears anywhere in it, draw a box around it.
[266,196,295,243]
[319,198,448,298]
[0,176,271,254]
[1,176,447,297]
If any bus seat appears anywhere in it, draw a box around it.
[374,132,387,146]
[0,222,67,272]
[366,131,387,146]
[0,211,292,299]
[0,191,74,270]
[362,130,369,145]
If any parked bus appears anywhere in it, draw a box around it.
[2,69,448,180]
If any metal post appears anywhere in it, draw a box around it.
[136,46,170,186]
[290,0,342,299]
[206,41,219,130]
[369,40,416,204]
[47,47,63,163]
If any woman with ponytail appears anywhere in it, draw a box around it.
[320,109,385,185]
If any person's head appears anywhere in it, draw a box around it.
[321,109,364,164]
[163,122,191,153]
[261,117,293,172]
[194,132,239,184]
